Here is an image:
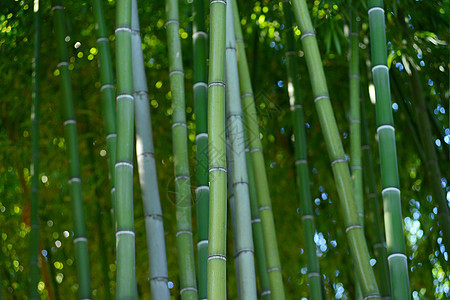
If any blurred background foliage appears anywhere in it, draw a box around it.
[0,0,448,298]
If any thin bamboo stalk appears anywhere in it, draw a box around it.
[232,1,285,298]
[131,0,170,298]
[368,1,410,298]
[30,1,41,298]
[51,2,91,298]
[409,64,450,252]
[92,0,117,227]
[282,2,323,299]
[192,0,209,297]
[290,0,380,298]
[207,0,227,299]
[225,1,257,298]
[115,0,136,298]
[165,0,198,298]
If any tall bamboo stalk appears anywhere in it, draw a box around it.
[51,2,91,298]
[131,0,170,298]
[361,94,392,298]
[115,0,136,298]
[368,1,410,298]
[290,0,380,298]
[30,1,41,298]
[232,1,285,298]
[282,2,322,299]
[165,0,198,298]
[92,0,117,226]
[192,0,209,297]
[207,0,227,299]
[409,64,450,252]
[225,1,258,298]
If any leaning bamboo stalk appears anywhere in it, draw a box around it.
[131,0,170,298]
[368,1,410,298]
[290,0,380,298]
[207,0,227,299]
[92,0,118,226]
[281,2,323,299]
[192,0,209,297]
[232,1,285,298]
[115,0,137,298]
[165,0,198,298]
[225,1,258,298]
[51,2,91,298]
[30,1,41,298]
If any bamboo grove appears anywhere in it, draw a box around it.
[1,0,449,299]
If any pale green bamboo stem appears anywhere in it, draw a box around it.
[131,0,170,298]
[232,1,285,298]
[166,0,198,298]
[282,1,322,298]
[225,1,257,298]
[368,1,410,298]
[192,0,209,297]
[30,1,41,298]
[290,0,380,298]
[115,0,136,298]
[92,0,117,227]
[51,2,91,298]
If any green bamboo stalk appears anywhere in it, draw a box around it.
[361,94,392,298]
[207,0,227,299]
[290,0,380,298]
[368,2,410,298]
[192,0,209,297]
[282,2,323,299]
[92,0,117,227]
[225,1,257,298]
[232,1,285,298]
[30,1,41,298]
[115,0,136,298]
[131,0,170,298]
[409,64,450,252]
[165,0,198,298]
[51,2,91,299]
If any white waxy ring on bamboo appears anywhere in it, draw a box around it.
[387,253,407,260]
[138,151,155,158]
[345,225,362,233]
[193,31,208,39]
[259,206,272,211]
[196,133,208,140]
[314,95,329,103]
[197,240,208,246]
[371,65,389,73]
[164,20,180,27]
[115,26,132,33]
[175,175,190,181]
[57,62,69,68]
[382,187,400,195]
[101,84,114,91]
[106,133,117,140]
[116,230,135,237]
[146,213,163,220]
[169,70,184,77]
[377,124,394,134]
[150,276,169,282]
[68,177,81,184]
[308,272,320,277]
[295,159,307,165]
[51,6,64,11]
[261,290,271,296]
[176,230,192,237]
[251,218,261,224]
[301,32,316,40]
[207,254,226,261]
[208,81,225,87]
[117,94,133,101]
[368,7,384,15]
[234,249,254,258]
[96,37,109,43]
[364,294,382,300]
[172,122,187,128]
[241,93,253,98]
[331,158,346,166]
[134,90,148,95]
[74,237,88,243]
[115,161,133,168]
[110,187,115,194]
[250,148,262,153]
[351,119,361,124]
[232,181,248,187]
[180,287,198,294]
[267,267,281,273]
[64,119,76,126]
[210,0,226,5]
[193,82,208,89]
[195,186,209,193]
[302,215,313,220]
[209,167,227,173]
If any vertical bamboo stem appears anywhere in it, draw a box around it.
[51,2,91,298]
[368,1,410,298]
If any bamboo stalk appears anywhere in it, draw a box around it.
[131,0,170,298]
[92,0,118,227]
[367,1,410,298]
[281,1,322,299]
[165,0,198,298]
[51,2,91,298]
[115,0,136,298]
[192,0,209,297]
[232,1,285,298]
[290,0,380,298]
[225,1,258,298]
[30,1,41,298]
[207,0,227,299]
